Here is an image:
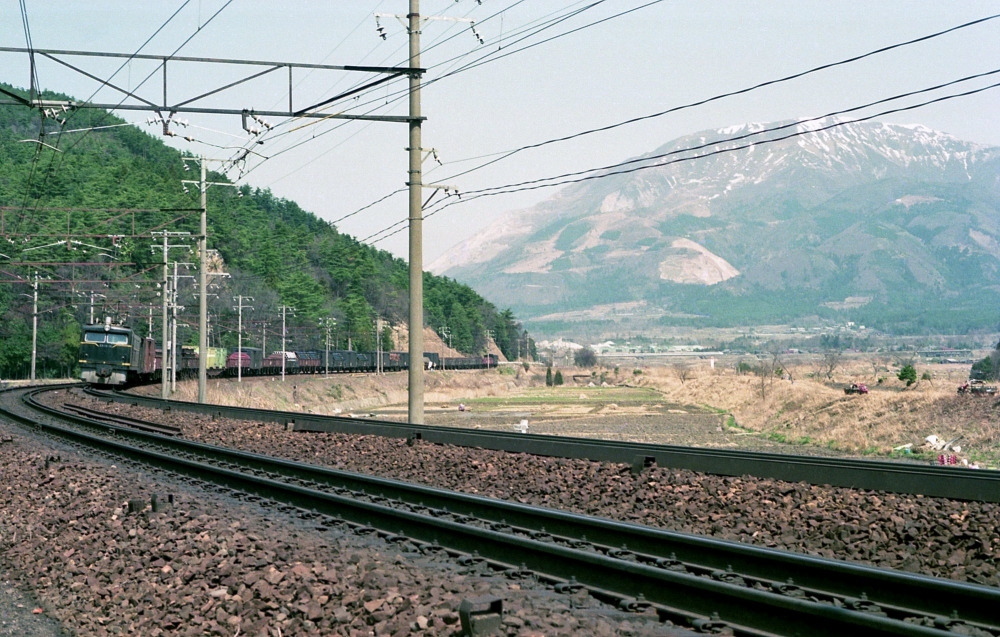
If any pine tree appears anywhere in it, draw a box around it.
[546,366,553,386]
[554,370,564,386]
[897,364,918,387]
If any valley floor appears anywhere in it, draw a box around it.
[141,357,999,467]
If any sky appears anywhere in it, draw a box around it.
[2,1,1000,265]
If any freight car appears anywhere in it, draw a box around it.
[81,324,499,387]
[225,347,263,374]
[442,354,499,370]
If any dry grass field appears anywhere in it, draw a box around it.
[148,357,1000,467]
[632,359,1000,467]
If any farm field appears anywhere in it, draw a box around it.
[146,354,1000,466]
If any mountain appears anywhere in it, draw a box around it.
[432,119,1000,334]
[0,84,527,377]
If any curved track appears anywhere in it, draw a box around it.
[3,384,1000,637]
[93,387,1000,503]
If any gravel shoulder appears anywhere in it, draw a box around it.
[0,574,67,637]
[54,388,1000,588]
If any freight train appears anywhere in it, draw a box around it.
[79,320,498,387]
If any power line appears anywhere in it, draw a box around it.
[10,1,196,235]
[225,0,628,188]
[447,66,1000,195]
[430,11,1000,185]
[337,11,1000,235]
[368,77,1000,244]
[17,0,231,223]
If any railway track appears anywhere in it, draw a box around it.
[91,387,1000,503]
[4,384,1000,637]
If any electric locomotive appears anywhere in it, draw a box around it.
[79,320,158,386]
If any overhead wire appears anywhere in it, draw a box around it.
[429,11,1000,184]
[214,0,445,177]
[439,66,1000,194]
[223,0,632,188]
[367,75,1000,244]
[12,0,195,230]
[340,10,1000,237]
[267,2,999,222]
[19,0,232,225]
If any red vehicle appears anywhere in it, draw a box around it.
[844,383,868,395]
[958,380,997,395]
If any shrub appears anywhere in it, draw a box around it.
[574,347,597,367]
[554,370,564,385]
[522,361,530,371]
[921,371,932,381]
[898,364,918,387]
[633,368,642,375]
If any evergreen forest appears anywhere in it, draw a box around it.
[0,84,529,378]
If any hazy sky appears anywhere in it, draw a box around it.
[3,1,1000,264]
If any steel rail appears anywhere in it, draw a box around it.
[5,385,1000,637]
[92,388,1000,503]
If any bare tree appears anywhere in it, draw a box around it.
[869,354,884,380]
[820,349,841,380]
[755,347,785,399]
[673,363,692,384]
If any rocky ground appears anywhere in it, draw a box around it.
[0,414,698,637]
[54,388,1000,588]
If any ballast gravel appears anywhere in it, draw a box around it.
[59,389,1000,588]
[0,421,695,637]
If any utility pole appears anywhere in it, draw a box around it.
[197,156,208,403]
[89,291,95,324]
[160,234,169,398]
[407,0,425,423]
[30,271,37,382]
[233,295,254,383]
[278,305,295,381]
[439,325,450,371]
[167,261,193,394]
[485,329,495,369]
[319,317,336,376]
[182,156,235,404]
[376,316,383,375]
[151,232,191,400]
[171,263,179,393]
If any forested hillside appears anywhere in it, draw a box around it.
[0,84,527,377]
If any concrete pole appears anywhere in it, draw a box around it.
[171,262,178,393]
[237,296,243,383]
[376,317,382,375]
[281,306,287,382]
[198,155,208,404]
[325,322,330,376]
[89,291,95,325]
[30,272,37,381]
[161,234,169,399]
[234,297,252,376]
[407,0,424,424]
